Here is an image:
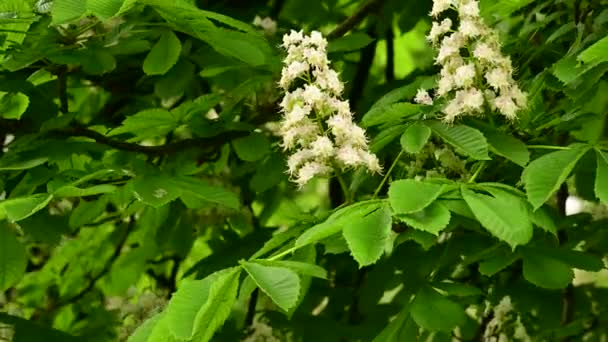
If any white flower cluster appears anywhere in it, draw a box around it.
[418,0,527,122]
[279,30,381,187]
[253,16,277,36]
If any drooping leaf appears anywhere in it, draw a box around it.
[143,30,182,75]
[485,131,530,166]
[0,193,53,222]
[522,248,573,289]
[110,108,178,140]
[172,176,240,209]
[253,260,327,279]
[401,123,431,154]
[53,184,117,197]
[531,205,557,235]
[0,223,27,292]
[132,174,182,208]
[327,32,374,52]
[478,249,519,276]
[232,132,270,162]
[426,121,490,160]
[578,34,608,66]
[396,202,451,235]
[0,157,48,171]
[388,179,445,214]
[241,261,301,311]
[295,200,385,248]
[594,149,608,204]
[522,144,590,209]
[461,187,533,248]
[87,0,126,20]
[373,304,418,342]
[342,203,392,266]
[410,285,466,332]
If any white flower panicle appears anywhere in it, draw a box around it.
[279,30,381,187]
[418,0,527,122]
[253,16,277,36]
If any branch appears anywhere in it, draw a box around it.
[327,0,384,39]
[48,126,248,156]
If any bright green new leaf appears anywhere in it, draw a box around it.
[51,0,86,24]
[0,223,27,292]
[132,174,182,208]
[0,157,47,171]
[396,202,451,235]
[127,313,163,342]
[401,123,431,153]
[232,133,270,162]
[410,285,466,332]
[432,281,482,297]
[388,179,445,214]
[361,103,421,127]
[110,108,178,139]
[143,30,182,76]
[295,200,386,248]
[530,206,557,235]
[87,0,125,20]
[461,187,533,248]
[53,184,117,197]
[241,261,301,311]
[485,131,530,166]
[172,176,240,209]
[327,32,375,52]
[0,92,29,119]
[253,260,327,279]
[578,34,608,66]
[426,121,490,160]
[522,249,573,289]
[595,149,608,204]
[523,144,590,209]
[0,193,53,222]
[342,203,392,266]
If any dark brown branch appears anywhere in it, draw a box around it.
[244,288,259,329]
[48,126,247,156]
[385,28,395,82]
[270,0,286,18]
[327,0,384,39]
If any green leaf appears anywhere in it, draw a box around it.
[485,131,529,166]
[373,304,418,342]
[143,30,182,76]
[388,179,445,214]
[295,200,385,248]
[522,144,590,209]
[87,0,125,20]
[172,176,240,209]
[327,32,374,52]
[370,124,407,153]
[531,206,557,235]
[132,174,182,208]
[396,202,451,235]
[51,0,86,24]
[527,246,604,272]
[410,285,466,332]
[0,193,53,222]
[232,133,270,162]
[401,123,431,153]
[461,187,533,248]
[361,103,422,127]
[595,149,608,204]
[252,260,327,279]
[578,34,608,66]
[0,313,80,341]
[205,29,266,66]
[163,268,239,340]
[478,251,519,276]
[0,92,29,119]
[522,249,573,289]
[0,157,48,171]
[342,203,392,266]
[110,108,178,139]
[426,121,490,160]
[53,184,117,197]
[127,313,163,342]
[0,223,26,292]
[432,281,482,297]
[241,261,300,311]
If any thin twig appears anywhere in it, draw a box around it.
[327,0,384,39]
[48,126,247,156]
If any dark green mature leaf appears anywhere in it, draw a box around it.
[132,174,182,208]
[110,108,178,139]
[373,304,417,342]
[172,176,240,209]
[523,144,590,209]
[0,223,26,292]
[401,123,431,153]
[361,103,421,127]
[432,281,482,297]
[328,32,374,52]
[388,179,445,214]
[342,203,392,266]
[522,249,573,289]
[295,200,386,248]
[485,131,530,166]
[462,187,533,248]
[143,30,182,76]
[163,268,239,340]
[0,313,80,341]
[241,261,300,311]
[478,250,519,276]
[232,132,270,162]
[396,202,451,235]
[0,193,52,221]
[426,121,490,160]
[410,285,466,332]
[595,149,608,204]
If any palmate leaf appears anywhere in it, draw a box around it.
[522,143,591,209]
[461,187,533,248]
[342,203,392,266]
[425,121,490,160]
[396,202,451,235]
[109,108,178,140]
[0,223,27,292]
[143,30,182,76]
[388,179,445,214]
[241,261,300,311]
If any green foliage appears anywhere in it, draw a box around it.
[1,0,608,341]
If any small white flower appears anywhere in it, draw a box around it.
[442,99,462,122]
[310,136,335,158]
[485,67,511,90]
[361,151,382,173]
[302,84,326,107]
[336,146,364,168]
[304,31,328,50]
[436,33,465,63]
[427,18,453,44]
[205,108,219,120]
[295,161,331,187]
[431,0,453,16]
[414,89,434,105]
[287,149,314,174]
[314,69,343,95]
[253,16,277,35]
[494,94,519,119]
[328,98,351,117]
[473,42,498,62]
[279,61,309,89]
[459,18,481,37]
[283,30,304,47]
[458,0,480,17]
[283,104,311,127]
[437,74,455,96]
[507,87,527,108]
[460,88,484,111]
[454,63,477,87]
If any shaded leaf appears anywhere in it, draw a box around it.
[522,249,573,289]
[0,223,26,292]
[328,32,374,52]
[241,261,300,311]
[143,30,182,75]
[595,149,608,204]
[410,285,466,332]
